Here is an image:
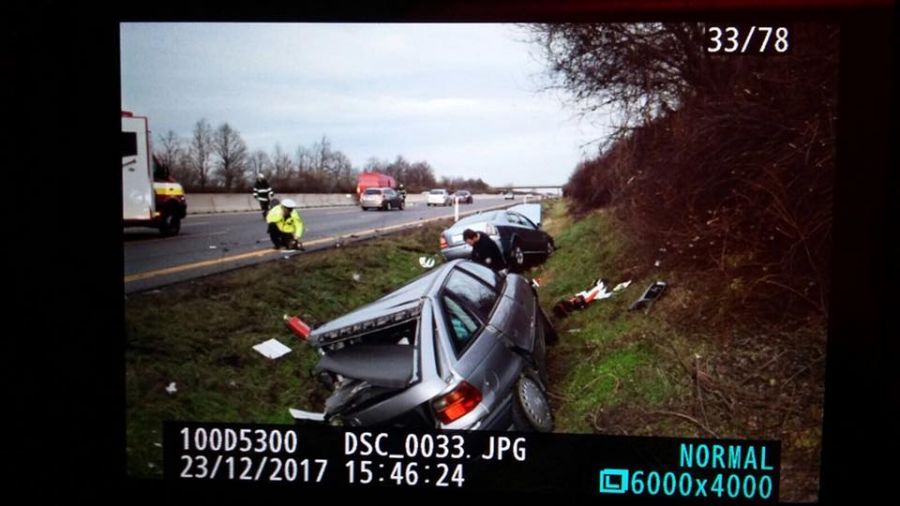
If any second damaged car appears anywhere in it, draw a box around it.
[289,259,557,432]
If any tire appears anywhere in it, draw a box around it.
[158,213,181,236]
[399,200,405,210]
[510,240,525,269]
[532,322,550,387]
[385,202,392,211]
[511,374,554,432]
[361,207,368,211]
[546,239,555,256]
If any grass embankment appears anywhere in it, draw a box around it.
[531,200,691,434]
[127,200,824,500]
[126,223,448,477]
[533,199,825,502]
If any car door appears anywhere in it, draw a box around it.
[504,212,537,253]
[457,263,534,394]
[513,212,547,254]
[437,267,516,408]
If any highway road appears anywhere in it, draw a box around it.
[123,196,516,293]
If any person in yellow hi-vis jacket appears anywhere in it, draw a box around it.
[266,199,305,251]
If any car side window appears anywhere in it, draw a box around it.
[458,262,501,291]
[443,269,498,322]
[441,295,481,354]
[508,213,537,230]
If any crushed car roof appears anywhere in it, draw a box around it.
[309,261,457,339]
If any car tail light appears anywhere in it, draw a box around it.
[432,381,482,424]
[440,236,448,249]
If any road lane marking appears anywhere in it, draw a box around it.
[124,236,337,283]
[125,202,514,285]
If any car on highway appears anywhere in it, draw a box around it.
[453,190,474,204]
[438,205,555,271]
[360,187,405,211]
[427,189,452,206]
[503,192,515,200]
[290,259,556,431]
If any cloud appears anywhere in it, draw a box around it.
[121,23,607,186]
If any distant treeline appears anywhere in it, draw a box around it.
[533,23,838,320]
[153,123,493,194]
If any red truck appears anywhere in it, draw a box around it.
[356,171,396,200]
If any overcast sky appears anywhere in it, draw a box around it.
[120,23,609,187]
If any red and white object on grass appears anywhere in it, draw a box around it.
[284,315,311,340]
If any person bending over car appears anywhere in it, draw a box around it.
[266,199,305,251]
[463,228,507,272]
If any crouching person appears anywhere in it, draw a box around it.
[266,198,305,250]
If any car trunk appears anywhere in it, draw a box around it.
[313,319,421,418]
[316,345,415,389]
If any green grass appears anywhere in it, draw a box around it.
[532,200,690,433]
[126,199,822,501]
[125,223,448,477]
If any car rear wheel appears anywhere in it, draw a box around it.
[159,213,181,236]
[385,202,392,211]
[512,375,553,432]
[510,241,525,268]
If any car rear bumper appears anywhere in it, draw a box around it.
[441,244,472,260]
[360,199,383,208]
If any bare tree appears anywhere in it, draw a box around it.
[529,22,721,135]
[327,150,355,192]
[544,23,838,317]
[188,119,214,191]
[295,145,313,174]
[175,150,197,189]
[248,149,271,187]
[383,155,411,182]
[155,130,183,171]
[272,144,293,180]
[406,161,437,192]
[212,123,248,191]
[363,157,387,173]
[310,136,332,176]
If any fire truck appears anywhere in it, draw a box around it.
[355,171,396,201]
[122,111,187,236]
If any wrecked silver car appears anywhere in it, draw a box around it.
[290,259,557,432]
